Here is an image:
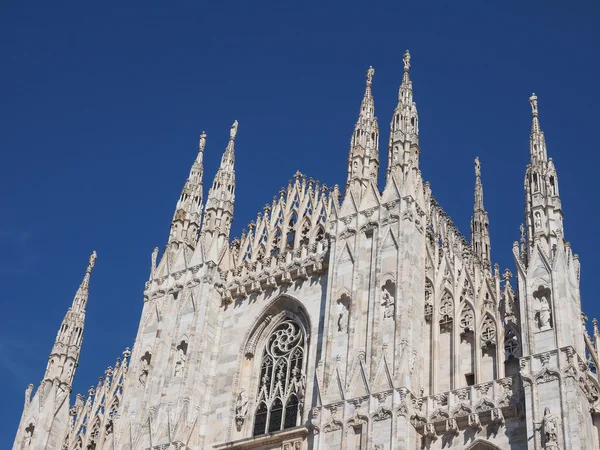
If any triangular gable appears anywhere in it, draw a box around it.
[358,181,381,211]
[371,352,393,391]
[381,173,402,203]
[346,356,370,398]
[339,188,359,217]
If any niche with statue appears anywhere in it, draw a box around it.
[533,285,553,332]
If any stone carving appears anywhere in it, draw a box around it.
[535,407,560,449]
[173,342,187,378]
[139,351,152,386]
[234,390,248,431]
[533,287,553,331]
[380,281,396,319]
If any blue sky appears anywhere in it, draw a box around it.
[1,1,598,445]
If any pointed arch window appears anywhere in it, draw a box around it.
[253,319,306,436]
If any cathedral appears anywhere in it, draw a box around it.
[12,51,600,450]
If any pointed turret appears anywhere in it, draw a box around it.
[470,157,491,263]
[523,94,563,256]
[346,67,379,200]
[387,50,419,183]
[202,121,238,255]
[45,251,97,386]
[167,132,207,251]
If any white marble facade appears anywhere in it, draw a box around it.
[13,52,600,450]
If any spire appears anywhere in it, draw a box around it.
[72,250,97,313]
[529,93,547,163]
[523,94,563,256]
[470,158,490,263]
[45,251,97,386]
[474,157,484,212]
[202,121,238,250]
[168,131,207,251]
[387,50,420,183]
[346,67,379,199]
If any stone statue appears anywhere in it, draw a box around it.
[536,407,559,449]
[22,429,32,448]
[337,307,348,333]
[230,120,239,140]
[174,347,186,377]
[235,389,248,418]
[235,389,249,431]
[535,295,552,331]
[381,289,395,319]
[139,358,149,386]
[535,213,542,230]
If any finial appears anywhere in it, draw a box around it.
[199,131,207,152]
[229,120,239,141]
[474,157,481,179]
[87,251,97,274]
[366,66,375,87]
[529,93,538,117]
[403,50,411,72]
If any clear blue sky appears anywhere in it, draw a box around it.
[1,2,598,445]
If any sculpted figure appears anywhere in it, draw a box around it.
[174,347,186,377]
[337,308,348,333]
[139,358,149,386]
[22,429,32,448]
[536,407,559,449]
[535,295,552,331]
[235,389,249,418]
[381,289,395,319]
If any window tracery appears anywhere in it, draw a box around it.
[439,292,453,331]
[253,319,306,436]
[481,317,496,348]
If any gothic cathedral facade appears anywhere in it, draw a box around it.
[13,52,600,450]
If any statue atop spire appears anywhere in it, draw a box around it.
[229,120,239,141]
[202,121,238,252]
[529,92,541,135]
[366,66,375,87]
[199,131,207,152]
[167,130,208,252]
[402,50,411,81]
[345,67,379,199]
[471,158,490,263]
[386,50,419,184]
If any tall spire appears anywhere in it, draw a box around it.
[524,94,563,257]
[45,251,97,386]
[346,67,379,200]
[387,50,420,183]
[471,158,490,263]
[168,131,207,251]
[529,93,547,163]
[202,121,238,251]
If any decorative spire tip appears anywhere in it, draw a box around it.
[529,93,538,116]
[474,157,481,178]
[403,50,411,72]
[366,66,375,86]
[229,120,239,141]
[87,251,97,274]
